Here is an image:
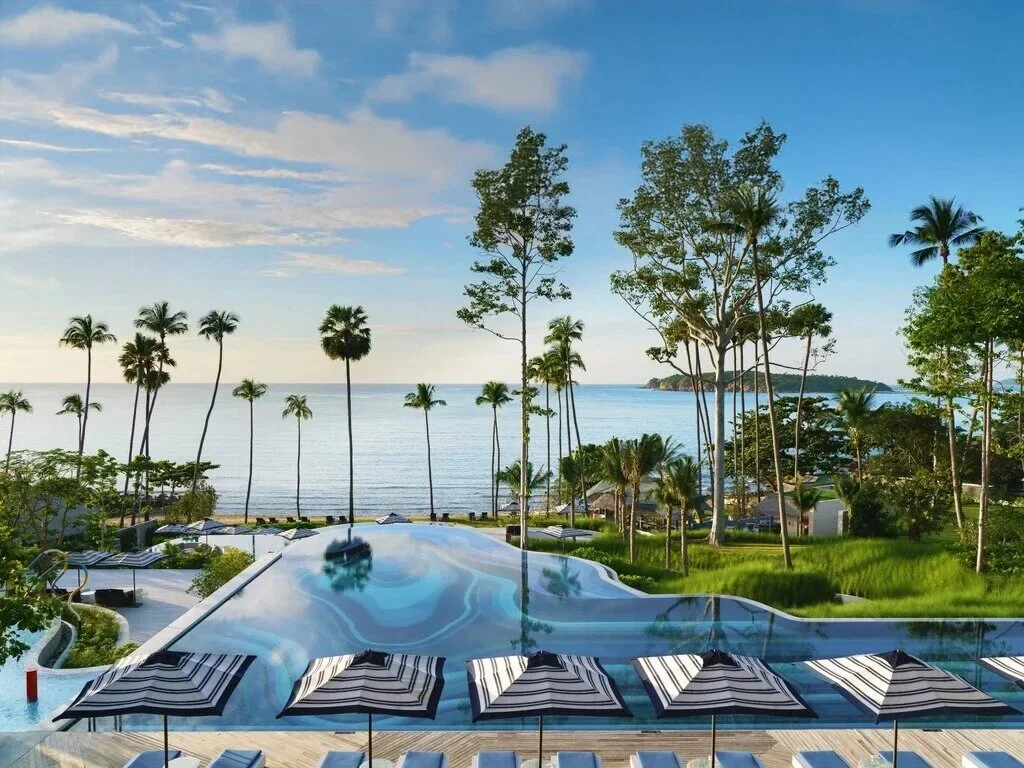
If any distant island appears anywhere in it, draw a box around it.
[642,371,892,393]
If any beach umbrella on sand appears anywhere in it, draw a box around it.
[278,527,318,542]
[375,512,412,525]
[978,656,1024,688]
[467,651,630,765]
[805,650,1016,768]
[632,650,815,764]
[278,650,445,767]
[55,650,255,768]
[97,550,167,603]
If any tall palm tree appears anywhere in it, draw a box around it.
[319,305,372,525]
[56,394,101,449]
[58,315,116,458]
[192,310,239,492]
[545,317,587,514]
[787,303,833,480]
[282,395,313,519]
[1,390,32,472]
[620,433,671,563]
[404,383,447,518]
[889,196,985,267]
[837,387,876,483]
[233,378,268,524]
[664,455,701,576]
[720,184,794,570]
[118,333,159,526]
[475,381,512,518]
[497,460,551,506]
[135,301,188,456]
[600,438,629,534]
[529,352,562,511]
[558,453,585,529]
[792,481,823,538]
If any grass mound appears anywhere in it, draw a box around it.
[64,606,138,669]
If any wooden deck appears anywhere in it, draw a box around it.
[4,728,1022,768]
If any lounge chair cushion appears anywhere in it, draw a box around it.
[635,752,682,768]
[475,752,519,768]
[714,752,764,768]
[319,752,367,768]
[209,749,265,768]
[963,754,1024,768]
[877,753,933,768]
[124,750,182,768]
[400,752,446,768]
[556,753,601,768]
[793,752,852,768]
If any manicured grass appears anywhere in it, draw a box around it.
[64,605,138,669]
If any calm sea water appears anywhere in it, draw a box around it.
[1,383,914,518]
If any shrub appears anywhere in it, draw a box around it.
[618,574,656,591]
[847,482,891,538]
[64,606,138,668]
[188,547,254,598]
[153,542,219,569]
[955,506,1024,575]
[163,485,217,525]
[881,471,950,540]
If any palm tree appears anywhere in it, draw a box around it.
[475,381,512,519]
[56,393,101,449]
[529,352,562,511]
[404,383,447,518]
[787,303,833,480]
[600,438,629,535]
[233,378,268,524]
[889,196,985,267]
[1,390,32,472]
[837,387,876,483]
[58,315,116,458]
[545,317,587,514]
[665,456,701,576]
[319,305,372,525]
[193,310,239,492]
[791,481,823,538]
[558,452,585,528]
[620,433,672,563]
[282,395,313,519]
[497,460,551,506]
[720,184,794,570]
[135,301,188,456]
[117,333,159,526]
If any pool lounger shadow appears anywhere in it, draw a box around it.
[793,751,852,768]
[396,752,448,768]
[472,752,522,768]
[875,752,933,768]
[963,753,1024,768]
[318,751,366,768]
[631,751,682,768]
[123,750,182,768]
[208,749,265,768]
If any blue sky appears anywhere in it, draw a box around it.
[1,0,1022,385]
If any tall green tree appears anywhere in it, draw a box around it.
[600,437,629,534]
[787,303,834,480]
[497,460,551,506]
[232,378,268,524]
[1,391,32,472]
[319,305,372,525]
[135,302,188,457]
[282,395,313,519]
[836,387,876,482]
[791,480,823,538]
[889,196,985,267]
[476,381,513,518]
[457,126,575,546]
[404,383,447,518]
[545,316,588,515]
[58,315,116,458]
[663,455,702,575]
[117,333,159,526]
[620,433,675,563]
[56,394,101,450]
[192,310,239,492]
[612,122,868,552]
[529,352,562,511]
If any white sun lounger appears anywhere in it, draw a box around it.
[875,752,933,768]
[396,752,448,768]
[553,753,603,768]
[963,753,1024,768]
[472,752,522,768]
[631,752,682,768]
[793,752,852,768]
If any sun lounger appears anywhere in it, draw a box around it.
[876,753,933,768]
[554,752,603,768]
[472,752,521,768]
[207,749,265,768]
[124,750,182,768]
[631,751,682,768]
[325,516,335,525]
[963,753,1024,768]
[793,752,852,768]
[318,751,366,768]
[713,753,765,768]
[268,517,278,524]
[396,752,448,768]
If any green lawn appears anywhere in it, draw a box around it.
[63,606,138,669]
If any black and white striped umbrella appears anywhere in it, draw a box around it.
[186,518,226,534]
[978,656,1024,688]
[155,524,191,535]
[65,550,113,568]
[632,650,814,763]
[55,650,255,768]
[96,551,167,600]
[376,512,412,525]
[278,650,445,766]
[467,651,630,764]
[211,525,254,535]
[278,527,318,541]
[805,650,1016,768]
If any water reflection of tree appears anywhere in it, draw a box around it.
[516,549,553,654]
[542,558,581,600]
[901,619,1022,687]
[322,538,373,594]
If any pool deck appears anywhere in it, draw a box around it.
[4,728,1022,768]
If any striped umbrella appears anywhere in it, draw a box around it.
[278,650,445,766]
[65,550,112,568]
[155,524,191,535]
[55,650,255,768]
[632,650,814,763]
[467,651,631,765]
[978,656,1024,689]
[97,550,168,601]
[186,518,225,534]
[805,650,1017,768]
[278,527,319,541]
[375,512,412,525]
[211,525,254,535]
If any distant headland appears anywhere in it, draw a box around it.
[641,371,893,393]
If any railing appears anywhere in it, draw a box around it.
[26,549,85,624]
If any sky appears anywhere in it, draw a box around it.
[1,0,1022,386]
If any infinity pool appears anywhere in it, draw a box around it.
[49,525,1024,731]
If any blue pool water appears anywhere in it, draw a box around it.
[97,525,1023,733]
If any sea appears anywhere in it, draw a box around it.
[1,383,914,519]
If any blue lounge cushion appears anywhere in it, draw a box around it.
[877,753,933,768]
[635,752,682,768]
[714,752,762,768]
[476,752,518,768]
[319,752,367,768]
[401,752,446,768]
[557,753,600,768]
[964,753,1024,768]
[124,750,182,768]
[794,752,852,768]
[209,749,265,768]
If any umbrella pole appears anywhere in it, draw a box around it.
[164,714,169,768]
[538,714,544,767]
[892,720,898,768]
[367,712,373,767]
[133,569,137,607]
[710,713,716,767]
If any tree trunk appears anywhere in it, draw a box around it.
[520,273,529,548]
[296,418,302,518]
[193,339,224,493]
[81,345,92,456]
[490,408,497,518]
[854,436,863,483]
[132,387,151,527]
[680,506,688,576]
[244,399,254,524]
[425,410,435,517]
[565,371,574,520]
[345,357,355,525]
[556,387,563,484]
[947,397,964,529]
[753,349,762,500]
[738,343,747,512]
[976,339,993,573]
[5,412,16,472]
[751,242,794,570]
[629,482,638,562]
[545,382,551,512]
[794,333,812,481]
[709,341,727,546]
[732,345,739,509]
[141,335,167,458]
[664,506,671,570]
[569,370,587,518]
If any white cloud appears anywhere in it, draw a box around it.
[269,252,407,277]
[157,36,185,49]
[370,45,587,112]
[0,4,137,46]
[0,138,107,153]
[0,270,59,289]
[198,163,350,183]
[98,87,233,113]
[488,0,589,27]
[192,22,320,77]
